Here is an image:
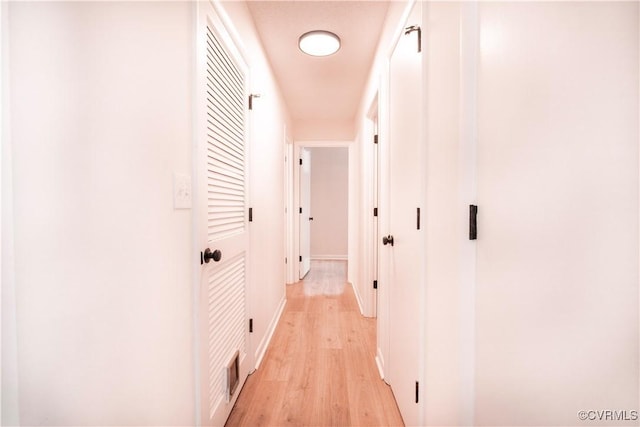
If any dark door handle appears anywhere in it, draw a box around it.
[382,235,394,246]
[203,248,222,263]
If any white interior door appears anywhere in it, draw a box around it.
[196,3,252,425]
[299,148,311,278]
[475,3,639,425]
[386,2,423,425]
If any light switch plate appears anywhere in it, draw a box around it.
[173,173,192,209]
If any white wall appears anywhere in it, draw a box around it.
[421,3,466,424]
[1,0,20,423]
[474,3,638,425]
[217,1,293,367]
[4,2,195,425]
[309,147,348,259]
[3,1,293,424]
[295,119,354,141]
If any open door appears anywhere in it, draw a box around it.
[196,2,253,425]
[299,148,311,279]
[385,2,423,425]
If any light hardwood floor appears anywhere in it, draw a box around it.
[225,260,404,427]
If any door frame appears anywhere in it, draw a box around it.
[298,147,312,279]
[284,129,295,284]
[361,93,380,319]
[290,140,353,283]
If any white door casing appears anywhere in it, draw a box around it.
[299,147,311,278]
[386,1,423,425]
[196,2,253,425]
[372,110,379,318]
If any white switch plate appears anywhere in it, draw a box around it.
[173,173,192,209]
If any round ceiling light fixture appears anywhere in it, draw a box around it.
[298,30,341,57]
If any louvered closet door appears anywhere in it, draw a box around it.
[197,3,252,426]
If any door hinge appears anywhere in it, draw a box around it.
[373,280,378,289]
[248,94,260,110]
[469,205,478,240]
[299,255,302,262]
[299,207,302,214]
[249,207,253,222]
[285,257,288,264]
[299,158,302,165]
[415,381,419,403]
[374,207,378,217]
[249,318,253,333]
[200,251,204,265]
[374,134,379,144]
[416,207,421,230]
[405,25,422,53]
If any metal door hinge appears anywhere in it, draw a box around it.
[373,280,378,289]
[248,94,260,110]
[299,158,302,165]
[405,25,422,53]
[415,381,419,403]
[374,207,378,217]
[374,134,379,144]
[299,207,302,214]
[299,255,302,262]
[417,207,421,230]
[249,318,253,333]
[200,251,203,265]
[249,207,253,222]
[469,205,478,240]
[285,257,288,264]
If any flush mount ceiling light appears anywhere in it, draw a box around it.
[298,31,341,57]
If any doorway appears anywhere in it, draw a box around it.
[308,147,349,262]
[292,143,352,283]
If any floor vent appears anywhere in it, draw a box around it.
[226,350,240,402]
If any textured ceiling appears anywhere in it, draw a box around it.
[246,1,390,124]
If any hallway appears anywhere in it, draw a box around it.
[3,1,639,425]
[225,261,403,427]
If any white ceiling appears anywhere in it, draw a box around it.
[246,1,390,124]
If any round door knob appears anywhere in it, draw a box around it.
[204,248,222,263]
[382,235,394,246]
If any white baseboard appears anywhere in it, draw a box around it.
[350,281,365,316]
[254,295,287,370]
[375,347,385,380]
[310,255,348,261]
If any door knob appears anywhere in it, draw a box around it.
[382,235,394,246]
[203,248,222,263]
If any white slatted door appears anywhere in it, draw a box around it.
[196,3,252,426]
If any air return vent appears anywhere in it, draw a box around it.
[226,350,240,402]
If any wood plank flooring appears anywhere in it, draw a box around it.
[225,260,404,427]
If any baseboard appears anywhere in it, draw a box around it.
[310,255,348,261]
[350,281,365,316]
[254,295,287,370]
[375,347,385,380]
